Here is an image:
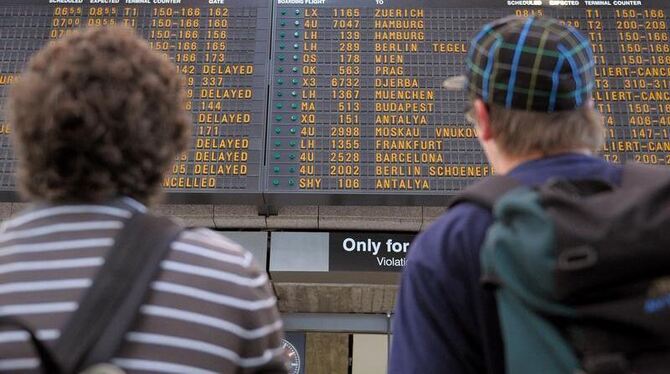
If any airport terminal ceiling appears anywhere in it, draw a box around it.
[0,0,668,205]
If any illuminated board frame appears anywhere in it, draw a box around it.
[0,0,669,205]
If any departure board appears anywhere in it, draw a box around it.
[1,0,670,205]
[0,0,270,203]
[265,0,670,205]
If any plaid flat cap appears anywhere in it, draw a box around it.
[444,16,595,112]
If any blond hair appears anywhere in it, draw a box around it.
[477,102,605,157]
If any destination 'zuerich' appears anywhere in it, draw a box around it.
[373,9,425,17]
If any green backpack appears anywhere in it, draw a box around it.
[451,163,670,374]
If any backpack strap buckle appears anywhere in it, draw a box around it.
[582,353,629,374]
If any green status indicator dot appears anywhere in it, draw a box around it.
[292,55,299,61]
[291,115,298,121]
[281,9,286,15]
[278,55,285,61]
[279,43,285,50]
[291,91,297,97]
[294,20,300,26]
[277,78,284,85]
[272,179,280,186]
[275,115,282,121]
[292,67,299,73]
[289,167,296,173]
[280,21,286,26]
[274,141,281,147]
[278,67,284,72]
[289,141,297,147]
[276,103,283,109]
[291,78,299,85]
[288,179,295,186]
[291,103,298,109]
[279,32,286,38]
[289,154,296,160]
[294,32,300,38]
[273,167,280,173]
[273,152,281,160]
[277,91,283,97]
[289,127,297,134]
[274,127,281,134]
[293,43,299,49]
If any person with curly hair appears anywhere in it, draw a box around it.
[1,26,287,373]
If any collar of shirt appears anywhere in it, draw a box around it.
[30,196,146,212]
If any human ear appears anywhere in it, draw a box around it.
[474,99,493,141]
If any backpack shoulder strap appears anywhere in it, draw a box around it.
[0,316,61,373]
[53,212,182,373]
[449,175,522,210]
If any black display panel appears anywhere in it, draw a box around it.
[265,0,670,205]
[1,0,670,206]
[0,0,270,203]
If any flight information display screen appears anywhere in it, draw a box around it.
[265,0,670,204]
[1,0,669,205]
[0,0,270,203]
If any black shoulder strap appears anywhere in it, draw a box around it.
[0,316,60,373]
[448,175,522,210]
[52,212,182,373]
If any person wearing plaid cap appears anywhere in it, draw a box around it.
[390,16,620,373]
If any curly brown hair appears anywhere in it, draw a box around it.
[8,26,191,205]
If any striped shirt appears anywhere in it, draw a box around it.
[0,198,286,373]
